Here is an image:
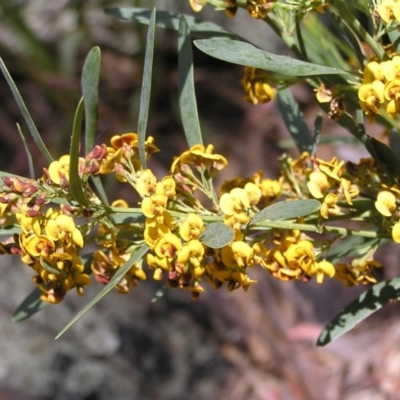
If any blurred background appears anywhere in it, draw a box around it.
[1,1,400,399]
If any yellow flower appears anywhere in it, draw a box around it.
[384,78,400,118]
[160,176,176,199]
[189,0,205,12]
[314,84,332,103]
[392,221,400,242]
[144,219,171,248]
[23,235,55,258]
[358,82,385,116]
[363,61,385,83]
[377,0,397,23]
[375,190,397,216]
[307,171,330,198]
[136,169,157,196]
[244,182,261,206]
[179,213,204,241]
[154,233,182,260]
[147,253,172,276]
[242,67,276,105]
[340,178,359,205]
[48,155,82,186]
[177,240,205,268]
[310,259,335,284]
[247,0,275,19]
[220,188,251,215]
[221,241,252,268]
[171,144,228,174]
[141,193,168,218]
[44,214,84,247]
[285,240,315,275]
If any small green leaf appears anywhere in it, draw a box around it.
[252,199,320,225]
[178,16,202,148]
[311,114,323,157]
[199,222,234,248]
[194,39,348,77]
[69,97,90,207]
[389,129,400,160]
[55,244,149,339]
[40,256,62,275]
[13,288,48,322]
[0,58,53,164]
[366,136,400,182]
[16,123,35,179]
[0,226,22,235]
[104,7,241,39]
[90,176,109,206]
[277,88,313,153]
[82,46,101,155]
[327,237,380,265]
[317,278,400,346]
[137,8,156,170]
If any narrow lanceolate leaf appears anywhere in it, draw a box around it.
[82,46,101,155]
[277,88,313,154]
[16,123,35,179]
[252,199,320,225]
[40,256,62,275]
[12,288,48,322]
[55,244,149,339]
[0,58,53,163]
[194,39,348,77]
[137,8,156,170]
[90,176,109,206]
[366,136,400,182]
[317,278,400,346]
[311,114,323,157]
[199,222,234,248]
[69,97,90,207]
[104,7,241,39]
[178,16,202,148]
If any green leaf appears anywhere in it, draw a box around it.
[82,46,101,155]
[55,244,149,339]
[311,114,323,157]
[388,29,400,54]
[365,136,400,182]
[0,226,22,235]
[178,16,202,148]
[194,39,348,77]
[389,128,400,160]
[90,176,109,206]
[327,237,379,264]
[16,123,35,179]
[276,87,313,153]
[104,7,241,39]
[252,199,320,225]
[12,288,48,322]
[317,278,400,346]
[69,97,90,207]
[40,256,62,275]
[199,222,234,248]
[0,58,53,164]
[137,8,156,170]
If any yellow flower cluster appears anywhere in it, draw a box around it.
[1,133,396,304]
[18,208,89,304]
[358,57,400,120]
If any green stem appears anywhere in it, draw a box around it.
[251,220,391,239]
[107,207,390,239]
